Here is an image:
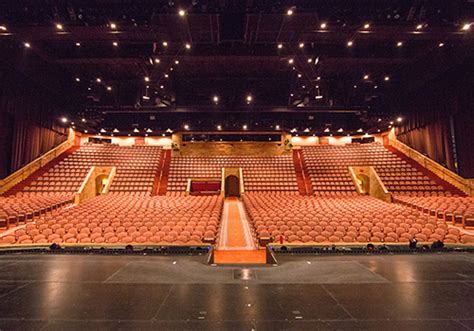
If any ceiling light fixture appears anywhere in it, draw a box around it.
[242,124,248,130]
[338,128,343,132]
[144,76,150,82]
[185,43,191,49]
[110,23,117,29]
[324,128,330,132]
[363,74,369,80]
[462,23,471,31]
[275,125,280,130]
[133,128,139,133]
[213,95,219,103]
[75,42,81,47]
[175,60,179,64]
[162,41,168,47]
[277,43,283,49]
[287,9,294,16]
[384,76,390,81]
[347,40,353,47]
[307,58,312,63]
[61,117,68,123]
[106,86,112,91]
[24,42,31,48]
[113,128,119,133]
[299,42,304,48]
[288,58,294,64]
[56,23,63,30]
[112,41,118,47]
[184,124,189,130]
[178,9,186,16]
[217,125,222,130]
[396,41,403,47]
[146,128,153,133]
[416,24,423,30]
[438,42,445,47]
[363,23,370,29]
[96,78,101,83]
[100,128,106,133]
[320,22,327,29]
[396,117,403,122]
[246,95,253,103]
[0,26,7,31]
[75,77,80,82]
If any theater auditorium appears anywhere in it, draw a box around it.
[0,1,473,330]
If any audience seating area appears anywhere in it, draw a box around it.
[243,193,474,244]
[0,193,73,228]
[22,144,162,194]
[167,155,298,192]
[0,194,223,245]
[302,144,452,196]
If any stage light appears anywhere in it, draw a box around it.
[162,41,168,47]
[320,22,327,29]
[113,128,119,133]
[178,9,186,16]
[61,117,68,123]
[96,78,102,83]
[133,128,139,133]
[384,76,390,81]
[347,40,353,47]
[112,41,118,47]
[438,42,445,47]
[213,95,219,103]
[363,74,369,80]
[24,42,31,48]
[75,42,81,47]
[242,124,248,130]
[299,42,304,48]
[75,77,80,82]
[144,76,150,82]
[110,22,117,29]
[106,86,112,91]
[288,58,294,64]
[277,43,283,49]
[184,124,189,130]
[56,23,63,30]
[363,23,370,29]
[396,41,403,47]
[397,117,403,122]
[462,23,471,31]
[185,43,191,49]
[0,26,7,31]
[217,125,222,130]
[287,9,293,16]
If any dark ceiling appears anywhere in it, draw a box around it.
[0,0,473,134]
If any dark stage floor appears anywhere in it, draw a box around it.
[0,253,473,330]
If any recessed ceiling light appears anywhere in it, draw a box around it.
[307,58,312,63]
[106,86,112,91]
[61,117,68,123]
[353,85,357,88]
[320,22,327,29]
[113,128,119,133]
[178,9,186,16]
[162,41,168,47]
[184,124,190,130]
[363,23,370,29]
[347,40,353,47]
[316,76,321,80]
[275,125,280,130]
[288,58,294,64]
[84,130,88,133]
[160,85,164,89]
[363,74,369,80]
[217,125,222,130]
[374,85,378,89]
[24,42,31,48]
[75,42,81,47]
[175,60,179,64]
[96,78,102,83]
[297,73,302,78]
[110,23,117,29]
[384,76,390,81]
[438,42,445,47]
[390,121,394,125]
[213,95,219,103]
[396,41,403,47]
[0,26,7,31]
[112,41,118,47]
[146,128,152,133]
[154,58,160,64]
[462,23,471,31]
[324,128,330,132]
[56,23,63,30]
[287,9,294,16]
[144,76,150,82]
[338,128,343,132]
[164,74,169,78]
[416,24,423,30]
[100,128,106,133]
[277,43,283,49]
[242,124,248,130]
[75,77,80,82]
[397,117,403,122]
[133,128,139,133]
[81,118,86,122]
[185,43,191,49]
[246,95,252,103]
[299,42,304,48]
[357,128,363,132]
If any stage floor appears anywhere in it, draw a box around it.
[0,253,473,330]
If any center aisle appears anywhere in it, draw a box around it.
[215,197,266,264]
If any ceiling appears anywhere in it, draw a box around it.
[0,0,472,135]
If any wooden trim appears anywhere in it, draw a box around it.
[389,138,474,196]
[0,135,74,195]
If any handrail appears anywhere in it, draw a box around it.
[239,167,245,195]
[348,167,364,194]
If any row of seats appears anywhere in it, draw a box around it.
[242,193,474,244]
[0,194,223,245]
[302,143,453,196]
[168,155,298,192]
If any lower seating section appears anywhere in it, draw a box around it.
[168,155,298,192]
[302,144,453,196]
[23,144,162,194]
[243,193,473,244]
[395,196,474,227]
[0,193,73,228]
[0,194,223,245]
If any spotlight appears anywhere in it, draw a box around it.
[164,74,169,78]
[162,41,168,47]
[396,41,403,47]
[96,78,102,83]
[184,124,190,130]
[374,85,378,89]
[61,117,68,123]
[299,42,304,48]
[347,40,353,47]
[363,74,369,80]
[242,124,248,130]
[438,42,445,47]
[112,41,118,47]
[185,43,191,49]
[462,23,471,31]
[277,43,283,49]
[56,23,63,30]
[316,76,321,80]
[363,23,370,29]
[397,117,403,122]
[144,76,150,82]
[106,86,112,91]
[213,95,219,103]
[287,9,294,16]
[320,22,327,29]
[110,22,117,29]
[178,9,186,16]
[24,42,31,48]
[384,76,390,81]
[75,42,81,47]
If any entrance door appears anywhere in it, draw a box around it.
[225,175,240,197]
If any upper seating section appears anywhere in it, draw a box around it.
[22,144,162,194]
[168,155,298,192]
[0,194,223,245]
[302,144,450,196]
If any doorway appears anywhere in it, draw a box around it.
[225,175,240,197]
